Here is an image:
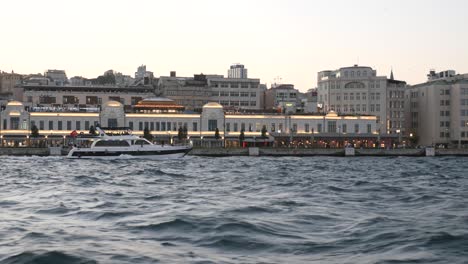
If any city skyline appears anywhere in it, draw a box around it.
[1,0,468,91]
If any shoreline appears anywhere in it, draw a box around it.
[2,147,467,157]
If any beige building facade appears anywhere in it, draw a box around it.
[317,65,406,135]
[405,71,468,147]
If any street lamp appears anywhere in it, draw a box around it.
[396,129,401,148]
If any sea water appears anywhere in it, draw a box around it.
[0,156,467,264]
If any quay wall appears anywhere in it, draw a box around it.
[2,147,468,157]
[189,148,468,157]
[0,148,49,156]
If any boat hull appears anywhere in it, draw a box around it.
[67,147,192,160]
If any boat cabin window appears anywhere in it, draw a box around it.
[134,139,150,145]
[95,140,130,147]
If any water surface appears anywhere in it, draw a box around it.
[1,156,467,263]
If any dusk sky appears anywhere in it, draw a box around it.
[1,0,467,91]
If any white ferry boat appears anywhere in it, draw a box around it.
[66,127,192,159]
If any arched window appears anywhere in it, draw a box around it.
[344,82,365,89]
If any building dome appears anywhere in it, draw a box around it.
[203,102,223,109]
[326,110,338,118]
[105,100,122,107]
[6,100,23,106]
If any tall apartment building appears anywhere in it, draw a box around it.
[317,65,407,134]
[157,65,265,112]
[207,76,265,111]
[405,70,468,147]
[228,64,248,79]
[134,65,154,86]
[264,84,299,113]
[157,73,213,112]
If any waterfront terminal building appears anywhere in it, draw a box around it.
[0,99,395,148]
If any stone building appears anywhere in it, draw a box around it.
[1,101,389,148]
[405,70,468,147]
[317,65,407,135]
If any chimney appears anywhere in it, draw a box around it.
[170,71,176,77]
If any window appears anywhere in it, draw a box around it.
[10,117,20,130]
[161,122,166,131]
[317,123,322,133]
[39,96,56,104]
[167,122,171,131]
[241,123,245,131]
[342,124,347,133]
[139,122,143,131]
[367,124,372,133]
[305,124,309,132]
[39,120,44,130]
[107,119,117,128]
[355,124,359,133]
[48,120,53,130]
[86,96,99,105]
[233,123,238,132]
[95,140,130,147]
[58,121,62,130]
[67,121,72,130]
[129,121,134,130]
[134,140,150,145]
[63,96,78,104]
[208,120,217,131]
[226,123,231,132]
[193,122,198,132]
[85,121,90,130]
[327,121,337,133]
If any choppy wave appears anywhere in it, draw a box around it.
[1,156,468,263]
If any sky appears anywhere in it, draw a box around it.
[1,0,467,91]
